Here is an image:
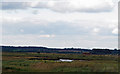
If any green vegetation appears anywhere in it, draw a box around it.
[2,52,119,72]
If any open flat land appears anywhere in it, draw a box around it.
[2,52,119,72]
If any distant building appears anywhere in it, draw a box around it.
[82,52,91,55]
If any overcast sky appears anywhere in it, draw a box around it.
[1,0,119,49]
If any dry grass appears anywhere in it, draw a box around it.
[2,52,119,72]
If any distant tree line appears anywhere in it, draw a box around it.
[1,46,119,55]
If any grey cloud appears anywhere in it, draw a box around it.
[3,21,88,35]
[1,1,115,13]
[1,2,30,10]
[30,1,114,13]
[3,21,116,36]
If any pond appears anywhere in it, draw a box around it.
[58,59,73,62]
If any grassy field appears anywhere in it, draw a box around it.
[2,52,119,72]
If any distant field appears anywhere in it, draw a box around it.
[2,52,119,72]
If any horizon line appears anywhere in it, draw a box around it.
[1,45,118,50]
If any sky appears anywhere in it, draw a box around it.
[1,0,119,49]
